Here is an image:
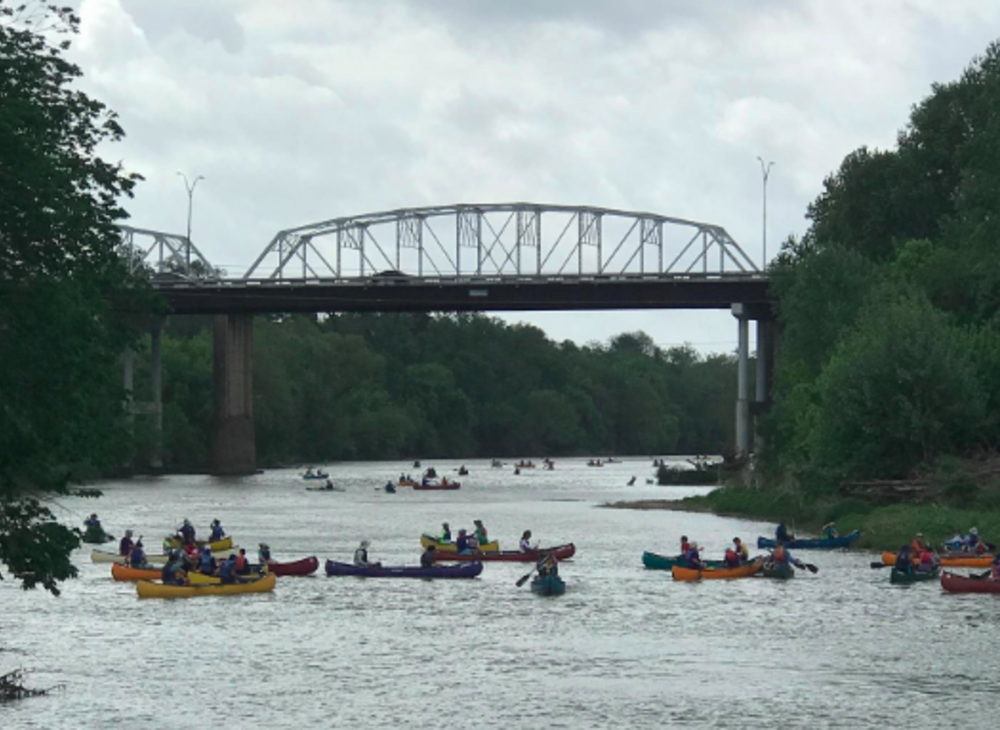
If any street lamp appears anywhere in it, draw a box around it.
[756,157,774,268]
[176,171,205,271]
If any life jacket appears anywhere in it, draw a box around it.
[181,524,195,542]
[910,539,923,552]
[680,541,691,554]
[976,542,987,555]
[440,529,451,542]
[456,536,469,552]
[210,526,224,541]
[476,528,488,544]
[130,547,145,567]
[920,551,933,565]
[235,554,247,571]
[259,548,271,562]
[354,548,368,566]
[161,563,177,583]
[220,559,235,579]
[199,554,214,572]
[724,549,739,567]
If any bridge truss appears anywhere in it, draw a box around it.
[118,224,215,277]
[243,203,758,281]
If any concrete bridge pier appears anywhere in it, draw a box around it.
[211,314,256,475]
[733,304,775,459]
[734,307,751,457]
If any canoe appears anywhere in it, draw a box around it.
[397,479,417,487]
[413,482,461,490]
[111,563,163,582]
[164,536,233,552]
[305,486,345,492]
[421,534,500,553]
[672,559,763,581]
[302,473,329,480]
[881,551,992,568]
[890,566,940,584]
[940,570,1000,593]
[136,573,276,599]
[91,547,238,565]
[324,560,483,579]
[757,530,861,549]
[188,556,319,583]
[641,551,726,571]
[530,573,566,596]
[761,562,795,580]
[432,543,576,563]
[82,530,114,544]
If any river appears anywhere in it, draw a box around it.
[2,458,997,729]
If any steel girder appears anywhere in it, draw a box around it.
[118,225,215,278]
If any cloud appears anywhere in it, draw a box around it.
[66,0,1000,351]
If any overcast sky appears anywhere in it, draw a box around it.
[68,0,1000,353]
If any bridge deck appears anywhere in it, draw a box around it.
[152,273,771,316]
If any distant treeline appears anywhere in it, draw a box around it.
[130,313,739,468]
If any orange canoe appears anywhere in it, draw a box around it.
[111,563,162,582]
[672,559,763,581]
[881,551,992,568]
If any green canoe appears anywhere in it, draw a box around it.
[762,562,795,579]
[530,573,566,596]
[642,551,726,571]
[890,566,940,584]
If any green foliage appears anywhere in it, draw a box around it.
[0,3,153,593]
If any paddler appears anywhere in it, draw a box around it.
[724,547,740,568]
[910,533,930,553]
[161,551,187,586]
[119,529,135,558]
[733,537,749,563]
[129,540,148,569]
[198,546,217,576]
[439,522,452,543]
[775,522,795,544]
[353,540,381,568]
[895,545,915,574]
[991,553,1000,581]
[209,519,225,542]
[537,551,558,578]
[768,544,803,571]
[235,548,250,575]
[420,544,437,568]
[821,522,838,539]
[219,553,238,584]
[519,530,533,552]
[456,529,472,554]
[473,519,489,546]
[682,542,703,570]
[680,535,691,555]
[258,543,272,564]
[178,518,196,544]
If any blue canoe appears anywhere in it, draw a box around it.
[530,573,566,596]
[756,530,861,550]
[324,560,482,579]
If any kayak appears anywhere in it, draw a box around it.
[421,534,500,553]
[324,560,483,579]
[530,573,566,596]
[940,570,1000,593]
[136,573,276,599]
[305,485,345,492]
[431,543,576,563]
[413,481,461,490]
[82,528,114,544]
[672,559,763,581]
[890,566,940,584]
[111,563,163,582]
[164,536,233,552]
[881,551,992,568]
[91,547,237,565]
[641,551,726,571]
[761,562,795,580]
[757,530,861,549]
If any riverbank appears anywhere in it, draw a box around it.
[602,488,1000,552]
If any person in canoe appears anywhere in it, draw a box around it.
[161,552,187,586]
[129,540,149,570]
[966,527,987,554]
[183,540,199,562]
[353,540,381,568]
[733,537,750,563]
[198,546,217,576]
[458,465,469,476]
[440,523,452,543]
[680,535,691,555]
[682,542,703,570]
[420,544,437,568]
[766,544,803,571]
[323,479,336,491]
[83,514,107,542]
[537,551,558,578]
[895,545,915,574]
[210,519,225,542]
[455,529,473,555]
[258,542,272,564]
[218,553,239,584]
[821,522,838,539]
[235,548,250,575]
[775,522,795,544]
[990,553,1000,580]
[724,547,741,568]
[627,476,636,486]
[514,467,521,475]
[473,520,489,546]
[178,518,196,545]
[119,529,135,558]
[520,530,534,552]
[384,480,396,492]
[915,549,938,573]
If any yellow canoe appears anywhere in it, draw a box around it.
[136,573,276,598]
[672,559,763,581]
[420,534,499,553]
[163,536,233,552]
[880,550,992,568]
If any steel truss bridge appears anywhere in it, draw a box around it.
[119,203,769,315]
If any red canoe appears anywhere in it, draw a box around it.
[266,556,319,577]
[433,543,576,562]
[413,482,461,491]
[940,570,1000,593]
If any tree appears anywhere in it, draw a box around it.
[0,3,150,593]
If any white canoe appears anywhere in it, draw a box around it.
[90,547,239,564]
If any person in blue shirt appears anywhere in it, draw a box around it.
[775,522,795,543]
[209,519,225,542]
[198,546,217,575]
[219,554,238,584]
[161,552,187,585]
[129,541,147,569]
[119,530,135,557]
[455,529,472,555]
[682,542,703,569]
[178,519,196,544]
[768,544,804,570]
[258,543,272,563]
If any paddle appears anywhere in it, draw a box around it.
[515,570,535,587]
[870,562,889,569]
[795,561,819,574]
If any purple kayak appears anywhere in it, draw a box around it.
[324,560,483,579]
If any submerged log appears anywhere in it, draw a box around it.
[0,668,61,703]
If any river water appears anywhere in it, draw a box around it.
[2,458,998,729]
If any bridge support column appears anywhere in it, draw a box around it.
[754,319,770,455]
[211,314,256,475]
[149,320,164,468]
[123,347,134,434]
[734,309,750,458]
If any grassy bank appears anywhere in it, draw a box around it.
[630,488,1000,552]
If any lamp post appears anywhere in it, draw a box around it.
[756,157,774,268]
[176,171,204,271]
